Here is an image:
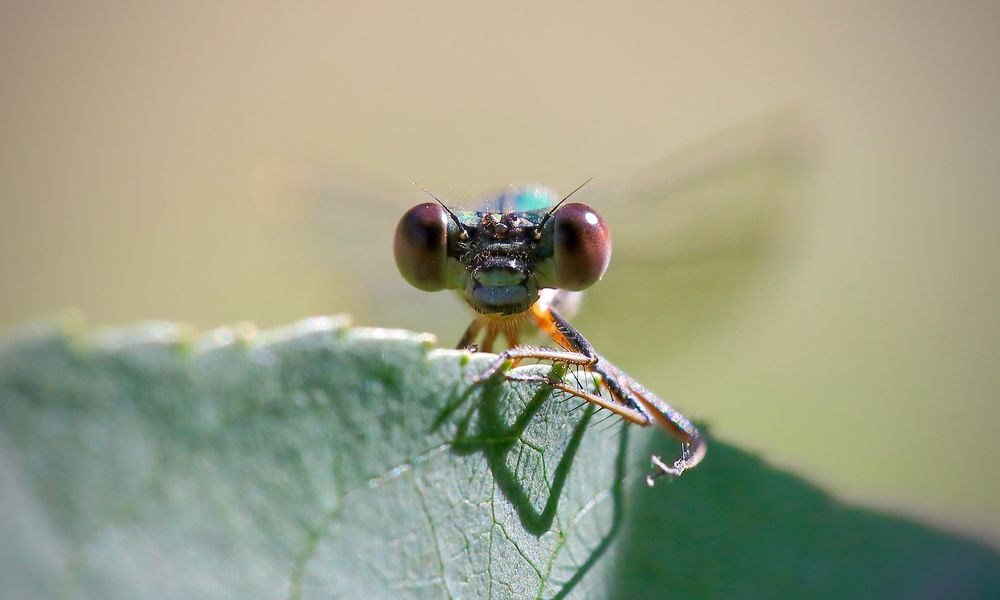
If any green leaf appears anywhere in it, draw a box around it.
[1,318,997,599]
[0,318,627,598]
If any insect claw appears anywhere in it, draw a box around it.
[647,454,688,486]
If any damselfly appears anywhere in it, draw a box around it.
[394,183,705,485]
[264,119,801,483]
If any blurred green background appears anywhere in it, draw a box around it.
[1,1,998,545]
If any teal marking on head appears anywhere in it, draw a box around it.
[480,185,558,213]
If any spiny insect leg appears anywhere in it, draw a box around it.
[532,304,708,485]
[619,376,707,485]
[473,346,594,384]
[502,372,649,426]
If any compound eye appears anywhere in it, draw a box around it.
[394,202,449,291]
[553,203,611,291]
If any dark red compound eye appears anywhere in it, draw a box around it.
[553,202,611,291]
[393,202,449,291]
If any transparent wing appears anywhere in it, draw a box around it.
[571,116,812,364]
[254,165,471,340]
[256,116,811,351]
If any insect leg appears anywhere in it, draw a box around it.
[473,346,594,383]
[531,306,649,417]
[520,305,658,425]
[532,304,707,485]
[529,299,575,350]
[621,377,707,485]
[456,319,482,350]
[480,328,499,353]
[502,372,649,426]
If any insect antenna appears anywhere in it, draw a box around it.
[411,180,467,233]
[539,177,593,229]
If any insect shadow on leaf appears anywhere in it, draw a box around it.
[430,369,629,597]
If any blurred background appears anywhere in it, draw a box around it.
[1,1,998,544]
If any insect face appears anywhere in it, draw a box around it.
[459,210,547,316]
[393,188,611,317]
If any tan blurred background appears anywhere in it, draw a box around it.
[1,2,998,540]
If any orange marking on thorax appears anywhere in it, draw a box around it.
[529,303,572,349]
